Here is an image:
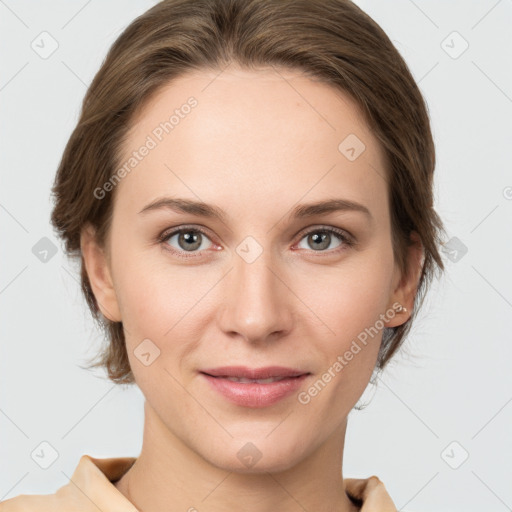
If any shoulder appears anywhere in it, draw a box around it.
[344,475,398,511]
[0,484,78,511]
[1,494,50,511]
[0,454,137,512]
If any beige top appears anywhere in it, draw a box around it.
[0,454,398,511]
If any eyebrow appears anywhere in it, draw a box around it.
[138,197,372,222]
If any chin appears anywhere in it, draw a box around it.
[198,435,309,474]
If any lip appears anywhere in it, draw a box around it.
[199,366,311,408]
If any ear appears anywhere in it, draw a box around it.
[80,223,122,322]
[384,231,424,328]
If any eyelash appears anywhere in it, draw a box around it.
[157,224,355,259]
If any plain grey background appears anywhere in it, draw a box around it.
[1,1,511,511]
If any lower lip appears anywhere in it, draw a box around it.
[200,373,309,408]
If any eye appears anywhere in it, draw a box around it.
[159,226,215,257]
[158,224,355,259]
[295,226,354,253]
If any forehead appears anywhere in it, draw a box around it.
[114,65,388,220]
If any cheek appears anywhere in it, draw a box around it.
[296,264,394,414]
[112,244,192,332]
[114,262,192,395]
[112,249,213,374]
[296,245,395,340]
[294,243,395,399]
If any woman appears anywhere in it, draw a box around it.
[1,0,445,510]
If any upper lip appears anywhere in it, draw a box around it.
[200,366,309,379]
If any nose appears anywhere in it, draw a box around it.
[217,246,294,345]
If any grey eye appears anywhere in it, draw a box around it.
[297,230,344,251]
[164,229,213,252]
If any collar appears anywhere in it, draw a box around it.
[84,455,397,511]
[13,454,396,511]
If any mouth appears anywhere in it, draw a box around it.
[198,366,311,408]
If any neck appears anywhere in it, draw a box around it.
[115,400,360,512]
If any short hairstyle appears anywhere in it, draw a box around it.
[50,0,446,384]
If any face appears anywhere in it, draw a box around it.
[83,64,418,473]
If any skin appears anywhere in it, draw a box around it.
[81,63,423,511]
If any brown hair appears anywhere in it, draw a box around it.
[51,0,445,385]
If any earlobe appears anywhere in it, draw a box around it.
[80,224,122,322]
[385,231,424,328]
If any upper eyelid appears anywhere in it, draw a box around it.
[297,224,353,239]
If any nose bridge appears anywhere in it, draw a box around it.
[219,240,292,342]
